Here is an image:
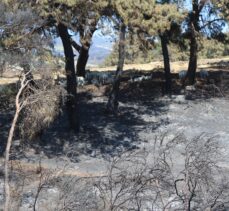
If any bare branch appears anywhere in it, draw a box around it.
[70,38,81,52]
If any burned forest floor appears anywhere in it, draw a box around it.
[0,63,229,210]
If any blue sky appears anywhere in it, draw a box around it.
[54,26,116,65]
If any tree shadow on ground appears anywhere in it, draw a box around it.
[0,76,191,160]
[1,69,228,160]
[25,82,170,161]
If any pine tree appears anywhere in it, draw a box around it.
[106,0,184,111]
[32,0,109,130]
[213,0,229,21]
[70,0,110,77]
[183,0,206,85]
[117,0,183,93]
[57,23,79,132]
[105,0,154,113]
[106,23,126,113]
[184,0,229,85]
[32,0,80,131]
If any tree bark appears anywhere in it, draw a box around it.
[76,44,89,77]
[71,25,95,77]
[57,23,79,132]
[160,33,172,94]
[185,0,204,85]
[106,24,126,114]
[186,24,198,85]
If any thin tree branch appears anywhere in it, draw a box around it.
[70,38,81,53]
[200,18,225,30]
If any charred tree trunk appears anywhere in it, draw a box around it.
[186,24,198,85]
[106,24,126,114]
[57,23,79,132]
[185,0,205,85]
[71,26,96,77]
[160,34,172,94]
[76,44,89,77]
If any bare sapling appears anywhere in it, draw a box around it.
[4,71,32,211]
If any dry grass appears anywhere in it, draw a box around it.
[91,57,229,73]
[0,57,229,86]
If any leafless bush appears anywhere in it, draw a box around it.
[3,133,229,211]
[95,134,229,211]
[51,177,100,211]
[4,158,101,211]
[94,147,177,210]
[151,134,229,210]
[4,159,68,211]
[172,134,229,210]
[95,150,151,210]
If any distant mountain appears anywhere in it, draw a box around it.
[88,33,114,66]
[54,32,114,66]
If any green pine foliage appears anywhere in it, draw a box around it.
[103,36,229,66]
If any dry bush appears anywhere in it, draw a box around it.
[4,160,67,211]
[3,134,229,211]
[93,134,184,210]
[95,150,153,210]
[3,159,101,211]
[52,177,100,211]
[151,134,229,210]
[95,134,229,211]
[19,72,66,140]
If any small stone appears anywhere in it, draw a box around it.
[185,85,196,91]
[13,140,20,147]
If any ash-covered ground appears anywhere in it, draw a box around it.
[1,79,229,210]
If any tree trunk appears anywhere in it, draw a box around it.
[76,44,89,77]
[106,24,126,114]
[57,23,79,132]
[73,25,96,77]
[185,0,203,85]
[186,23,198,85]
[160,34,172,94]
